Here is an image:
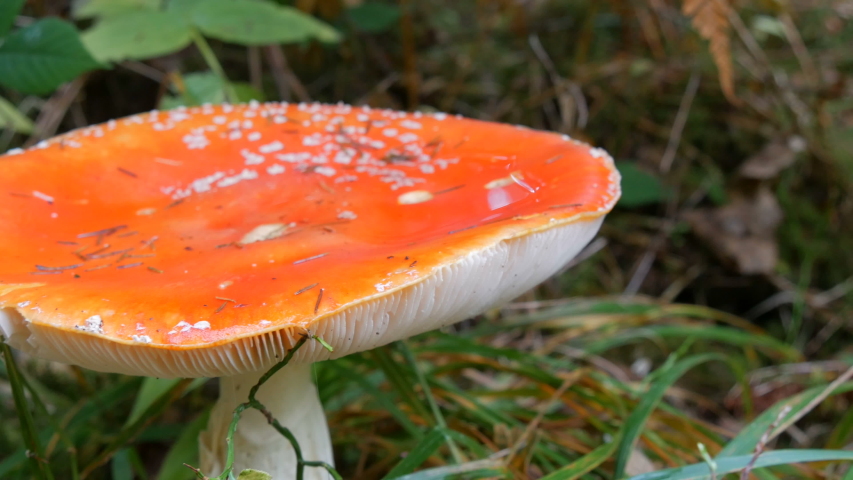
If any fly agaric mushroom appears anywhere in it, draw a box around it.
[0,102,619,479]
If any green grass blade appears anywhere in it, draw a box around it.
[614,353,725,479]
[126,377,184,427]
[390,458,509,480]
[1,341,54,480]
[397,341,463,463]
[79,378,194,478]
[827,400,853,448]
[540,437,620,480]
[157,409,210,480]
[627,449,853,480]
[0,95,34,134]
[586,326,801,361]
[110,448,133,480]
[371,347,432,420]
[718,381,853,457]
[0,377,139,477]
[384,428,447,478]
[843,461,853,480]
[126,377,206,427]
[327,361,424,438]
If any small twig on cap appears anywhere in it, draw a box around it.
[314,288,324,314]
[294,283,319,295]
[77,225,127,240]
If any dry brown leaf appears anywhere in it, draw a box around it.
[685,187,783,275]
[683,0,737,102]
[738,136,806,180]
[626,449,659,476]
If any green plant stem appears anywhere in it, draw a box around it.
[190,29,238,103]
[190,335,342,480]
[80,378,194,479]
[1,338,55,480]
[398,341,464,464]
[15,366,79,480]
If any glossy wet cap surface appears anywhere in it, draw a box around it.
[0,102,619,349]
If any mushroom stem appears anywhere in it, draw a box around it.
[199,363,333,480]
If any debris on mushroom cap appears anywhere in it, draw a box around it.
[0,102,620,377]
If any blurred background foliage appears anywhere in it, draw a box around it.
[1,0,853,478]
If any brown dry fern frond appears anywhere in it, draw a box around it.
[682,0,737,102]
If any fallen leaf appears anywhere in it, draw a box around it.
[738,136,805,180]
[685,187,782,275]
[625,448,658,476]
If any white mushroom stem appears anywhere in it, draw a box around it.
[199,363,333,480]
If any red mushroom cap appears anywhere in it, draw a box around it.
[0,102,619,377]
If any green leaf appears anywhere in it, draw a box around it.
[166,0,204,17]
[614,353,725,479]
[615,161,669,208]
[182,71,227,104]
[159,71,264,109]
[751,15,787,41]
[385,428,447,478]
[0,18,101,94]
[126,377,185,427]
[237,469,273,480]
[0,0,25,37]
[79,379,195,476]
[157,410,210,480]
[347,2,401,33]
[73,0,160,19]
[110,448,134,480]
[540,438,619,480]
[0,95,34,133]
[827,398,853,448]
[126,376,206,427]
[626,449,853,480]
[232,82,265,103]
[82,11,192,62]
[190,0,340,46]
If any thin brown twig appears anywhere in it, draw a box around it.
[399,0,419,109]
[740,405,791,480]
[264,45,311,102]
[767,364,853,443]
[660,71,701,173]
[504,371,583,466]
[528,34,588,131]
[118,61,167,83]
[778,12,818,88]
[248,46,263,93]
[25,76,88,147]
